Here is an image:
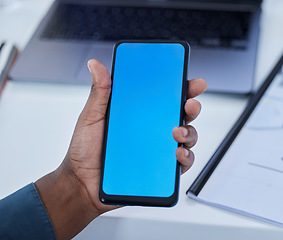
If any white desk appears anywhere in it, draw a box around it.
[0,1,283,239]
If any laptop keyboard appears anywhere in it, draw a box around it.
[41,3,251,49]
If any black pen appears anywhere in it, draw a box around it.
[0,41,5,52]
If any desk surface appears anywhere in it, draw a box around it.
[1,1,283,239]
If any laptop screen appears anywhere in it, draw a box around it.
[102,0,262,5]
[170,0,262,3]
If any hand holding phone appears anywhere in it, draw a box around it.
[32,44,206,239]
[99,40,190,207]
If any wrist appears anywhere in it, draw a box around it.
[35,164,98,240]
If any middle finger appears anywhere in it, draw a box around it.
[172,125,198,149]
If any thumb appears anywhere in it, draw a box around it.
[80,59,112,124]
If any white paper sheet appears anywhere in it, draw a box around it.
[196,68,283,226]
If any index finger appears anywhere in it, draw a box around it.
[187,78,207,99]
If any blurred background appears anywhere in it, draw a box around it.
[1,0,283,239]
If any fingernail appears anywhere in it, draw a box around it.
[184,149,189,157]
[182,127,188,137]
[87,62,91,73]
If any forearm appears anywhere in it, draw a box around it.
[34,164,98,240]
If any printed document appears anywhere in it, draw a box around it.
[195,67,283,226]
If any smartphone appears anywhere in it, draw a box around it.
[99,40,190,207]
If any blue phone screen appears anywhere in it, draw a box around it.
[102,42,187,198]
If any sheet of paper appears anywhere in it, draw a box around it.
[197,68,283,225]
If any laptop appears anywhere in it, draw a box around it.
[10,0,262,94]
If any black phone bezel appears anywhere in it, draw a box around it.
[99,40,190,207]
